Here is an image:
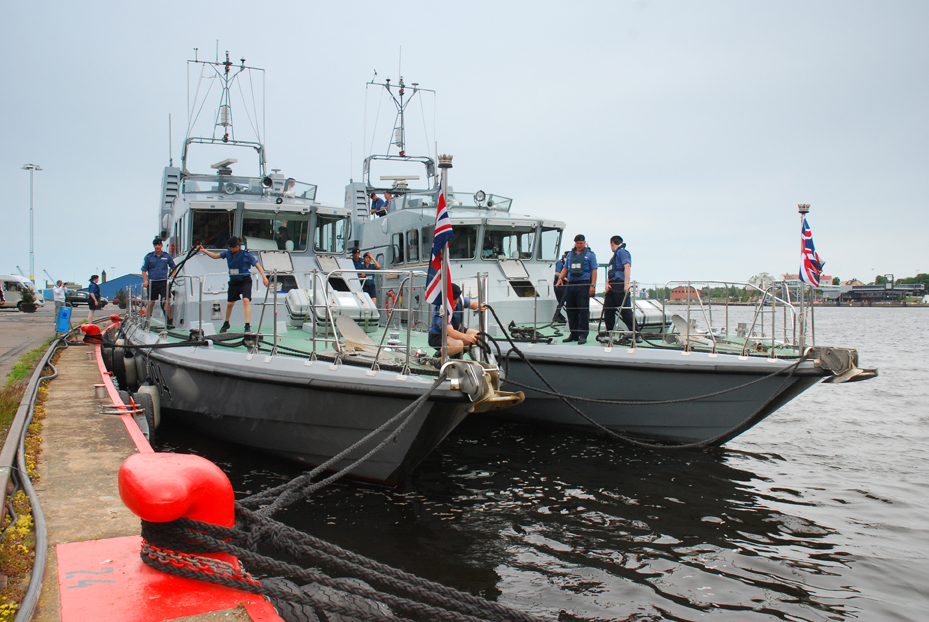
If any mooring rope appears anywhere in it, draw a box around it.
[141,517,546,622]
[240,371,449,517]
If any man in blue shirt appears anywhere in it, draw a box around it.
[198,236,270,333]
[602,235,636,340]
[142,237,177,329]
[428,283,486,356]
[351,248,380,306]
[86,274,101,323]
[555,234,597,344]
[370,191,391,217]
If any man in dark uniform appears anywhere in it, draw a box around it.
[428,283,486,357]
[198,237,270,333]
[370,191,392,217]
[142,237,177,329]
[556,234,597,344]
[352,248,380,306]
[602,235,636,340]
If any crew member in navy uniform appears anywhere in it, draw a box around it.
[142,237,178,329]
[602,235,636,340]
[428,283,487,357]
[352,248,381,307]
[198,237,270,333]
[552,250,569,324]
[555,234,597,344]
[370,191,392,217]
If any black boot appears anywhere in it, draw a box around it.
[220,321,230,333]
[243,323,251,333]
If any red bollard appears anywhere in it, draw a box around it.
[80,324,103,343]
[119,453,234,527]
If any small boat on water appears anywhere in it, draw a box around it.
[114,55,521,484]
[345,77,878,447]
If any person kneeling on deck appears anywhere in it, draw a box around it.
[428,283,487,357]
[197,237,270,334]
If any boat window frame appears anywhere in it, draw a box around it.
[481,220,537,261]
[537,223,564,261]
[190,208,237,250]
[312,212,349,255]
[391,232,405,265]
[407,228,420,263]
[421,224,435,261]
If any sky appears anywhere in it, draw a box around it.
[1,1,926,289]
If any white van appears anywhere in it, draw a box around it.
[0,275,45,310]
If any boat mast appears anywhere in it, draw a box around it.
[363,76,437,189]
[181,51,266,175]
[439,154,453,366]
[798,203,810,353]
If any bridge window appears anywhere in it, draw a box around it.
[191,210,236,250]
[539,226,562,261]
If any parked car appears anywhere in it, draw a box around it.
[67,291,108,308]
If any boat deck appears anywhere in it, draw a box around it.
[142,316,804,368]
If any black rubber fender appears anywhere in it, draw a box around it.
[113,351,128,390]
[300,578,392,622]
[131,392,156,440]
[262,577,321,622]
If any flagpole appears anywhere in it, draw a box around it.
[438,155,453,366]
[798,203,807,354]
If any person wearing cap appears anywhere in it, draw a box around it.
[86,274,101,323]
[142,237,178,329]
[602,235,636,340]
[555,234,597,344]
[198,236,270,333]
[428,283,487,356]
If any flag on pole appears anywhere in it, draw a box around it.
[425,187,455,319]
[799,216,825,287]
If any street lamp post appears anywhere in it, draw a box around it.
[22,163,43,283]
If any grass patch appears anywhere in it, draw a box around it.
[0,342,59,620]
[0,339,54,447]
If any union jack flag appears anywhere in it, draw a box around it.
[799,216,825,287]
[425,185,455,319]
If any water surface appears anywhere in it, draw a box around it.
[156,306,929,621]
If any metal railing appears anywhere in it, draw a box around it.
[658,280,814,357]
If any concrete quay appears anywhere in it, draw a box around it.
[0,306,57,381]
[23,339,266,621]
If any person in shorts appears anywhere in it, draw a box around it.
[198,237,270,333]
[142,237,177,328]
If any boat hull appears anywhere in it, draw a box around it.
[125,326,472,485]
[499,345,825,446]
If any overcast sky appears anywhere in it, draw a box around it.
[2,1,926,288]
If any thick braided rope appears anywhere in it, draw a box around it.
[147,518,546,622]
[142,520,543,622]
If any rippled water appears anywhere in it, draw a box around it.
[156,306,929,621]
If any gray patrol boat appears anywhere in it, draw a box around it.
[115,56,521,484]
[343,77,877,447]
